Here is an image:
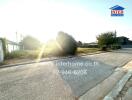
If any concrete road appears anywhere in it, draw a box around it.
[0,48,132,100]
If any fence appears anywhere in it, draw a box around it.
[6,40,20,52]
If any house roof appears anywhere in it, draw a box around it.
[117,36,129,39]
[110,5,125,10]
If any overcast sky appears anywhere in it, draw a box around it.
[0,0,132,43]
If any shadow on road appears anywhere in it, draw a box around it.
[53,56,114,97]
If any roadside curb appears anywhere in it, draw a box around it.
[0,57,65,69]
[0,51,104,69]
[79,68,127,100]
[79,60,132,100]
[103,70,132,100]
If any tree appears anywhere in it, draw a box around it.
[77,41,82,47]
[20,36,41,50]
[0,38,7,56]
[56,31,77,55]
[96,32,117,50]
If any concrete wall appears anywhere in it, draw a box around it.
[0,40,4,63]
[7,44,20,52]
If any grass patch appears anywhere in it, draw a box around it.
[77,48,100,54]
[5,50,39,59]
[1,50,40,65]
[5,48,101,59]
[0,48,101,66]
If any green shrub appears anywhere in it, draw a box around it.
[0,38,8,57]
[42,40,63,57]
[111,45,121,50]
[20,35,41,50]
[5,51,26,59]
[100,46,107,51]
[56,31,77,55]
[97,31,117,50]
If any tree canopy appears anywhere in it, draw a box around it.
[96,32,117,48]
[20,36,41,50]
[56,31,77,55]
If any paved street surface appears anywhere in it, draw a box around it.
[0,48,132,100]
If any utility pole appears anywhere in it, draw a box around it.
[16,32,18,43]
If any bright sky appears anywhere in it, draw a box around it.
[0,0,132,43]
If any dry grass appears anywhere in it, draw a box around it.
[0,47,100,65]
[77,48,100,54]
[5,48,100,59]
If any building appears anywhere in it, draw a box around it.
[6,40,21,52]
[117,36,132,45]
[0,38,21,62]
[117,36,132,48]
